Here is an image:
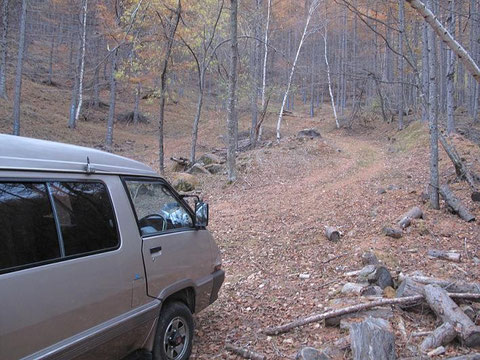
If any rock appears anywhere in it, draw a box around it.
[358,265,377,282]
[370,266,393,289]
[297,128,321,139]
[377,188,387,195]
[361,285,383,297]
[362,251,379,266]
[171,161,187,172]
[198,153,223,165]
[204,163,224,174]
[187,163,210,175]
[341,282,368,295]
[473,257,480,265]
[299,273,311,279]
[172,173,199,192]
[295,347,330,360]
[383,226,402,239]
[349,317,396,360]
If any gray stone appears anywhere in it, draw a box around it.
[295,347,330,360]
[198,153,223,165]
[204,163,223,174]
[349,317,396,360]
[377,188,387,195]
[361,285,383,297]
[341,282,368,295]
[358,265,377,282]
[362,251,380,266]
[297,128,321,139]
[172,173,199,192]
[187,163,210,175]
[369,266,393,289]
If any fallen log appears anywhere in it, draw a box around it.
[263,293,480,335]
[427,249,462,262]
[444,355,480,360]
[401,275,480,294]
[420,322,457,352]
[349,317,396,360]
[424,284,480,347]
[325,227,341,242]
[225,343,266,360]
[439,185,475,222]
[439,134,480,202]
[398,206,423,228]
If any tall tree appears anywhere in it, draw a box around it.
[446,0,456,134]
[12,0,27,136]
[227,0,238,181]
[276,0,319,140]
[74,0,88,125]
[0,0,9,99]
[105,49,118,150]
[158,0,182,174]
[398,0,405,130]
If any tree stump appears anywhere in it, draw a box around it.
[325,227,341,242]
[349,317,396,360]
[424,284,480,347]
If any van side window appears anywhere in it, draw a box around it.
[0,183,60,272]
[50,182,119,256]
[125,180,193,236]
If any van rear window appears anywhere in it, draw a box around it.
[0,181,119,274]
[0,183,60,271]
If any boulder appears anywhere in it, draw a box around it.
[205,163,224,174]
[358,265,377,282]
[361,251,380,266]
[361,285,383,297]
[349,317,396,360]
[199,153,224,165]
[297,128,321,139]
[187,163,210,175]
[172,173,199,192]
[295,347,330,360]
[369,266,393,289]
[342,282,368,295]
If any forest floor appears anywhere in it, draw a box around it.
[1,77,480,359]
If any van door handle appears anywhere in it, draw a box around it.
[150,246,162,255]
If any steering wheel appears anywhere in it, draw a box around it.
[138,213,167,235]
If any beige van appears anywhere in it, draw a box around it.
[0,134,224,360]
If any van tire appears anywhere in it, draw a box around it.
[152,301,194,360]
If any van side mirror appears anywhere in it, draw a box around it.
[195,201,209,228]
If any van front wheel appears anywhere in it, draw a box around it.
[153,302,194,360]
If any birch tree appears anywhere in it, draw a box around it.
[276,0,319,140]
[0,0,9,99]
[322,25,339,129]
[12,0,27,136]
[226,0,238,181]
[74,0,88,125]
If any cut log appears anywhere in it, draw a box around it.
[349,317,396,360]
[404,276,480,294]
[444,355,480,360]
[420,322,457,352]
[225,344,266,360]
[440,185,475,222]
[427,249,462,262]
[325,227,341,242]
[263,293,480,335]
[383,226,402,238]
[396,278,425,298]
[424,284,480,347]
[398,206,423,228]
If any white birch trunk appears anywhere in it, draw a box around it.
[406,0,480,83]
[276,0,318,140]
[74,0,88,123]
[323,26,339,129]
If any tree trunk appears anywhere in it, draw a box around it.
[93,64,100,107]
[68,44,81,128]
[276,0,318,140]
[421,22,429,123]
[446,0,456,134]
[406,0,480,83]
[420,322,457,352]
[0,0,9,99]
[258,0,271,142]
[398,0,405,130]
[190,70,204,163]
[12,0,27,136]
[249,0,260,147]
[105,49,118,150]
[424,284,480,347]
[133,82,141,126]
[74,0,88,124]
[323,27,339,128]
[427,0,439,209]
[158,0,181,175]
[227,0,238,181]
[310,42,315,118]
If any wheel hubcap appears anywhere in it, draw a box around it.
[163,317,189,360]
